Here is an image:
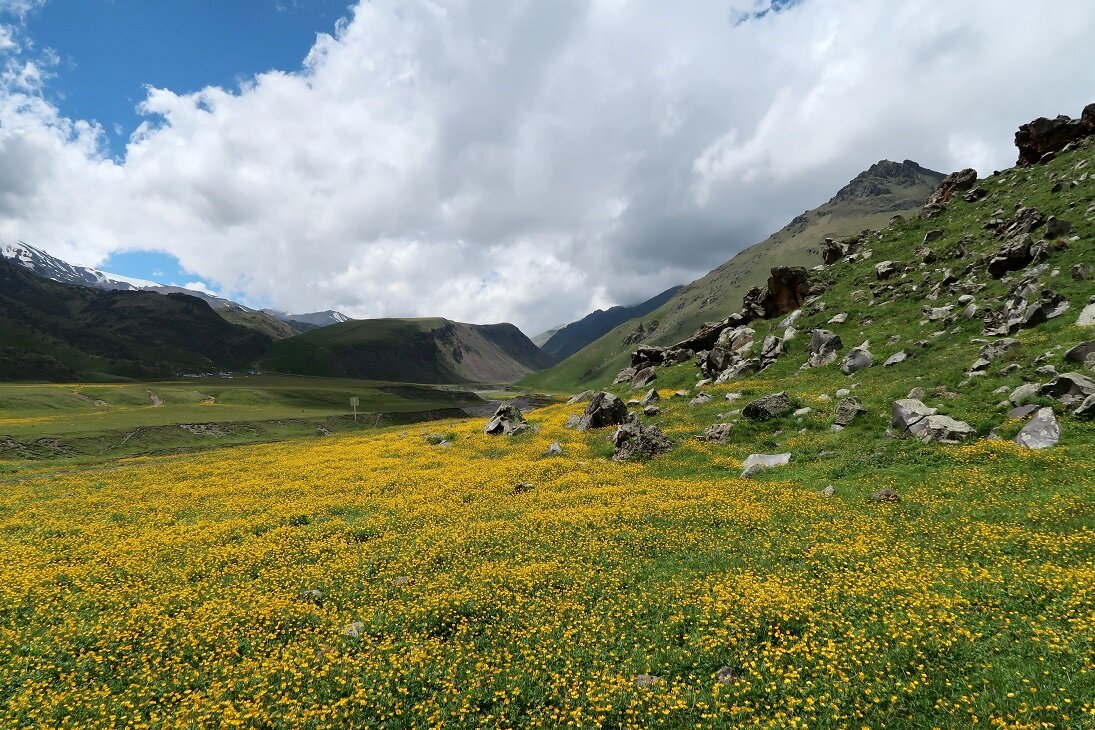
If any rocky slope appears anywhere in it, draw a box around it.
[257,317,556,385]
[552,102,1095,465]
[523,160,945,390]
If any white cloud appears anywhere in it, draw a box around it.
[178,280,220,297]
[1,0,1094,334]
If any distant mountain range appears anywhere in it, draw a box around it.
[538,286,683,362]
[0,242,351,337]
[257,317,554,385]
[0,244,552,385]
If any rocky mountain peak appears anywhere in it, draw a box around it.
[828,159,934,204]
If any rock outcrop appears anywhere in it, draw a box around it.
[612,417,672,461]
[577,392,628,431]
[484,404,529,436]
[1015,103,1095,166]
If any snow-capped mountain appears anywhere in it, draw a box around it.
[0,241,158,291]
[1,242,352,328]
[264,309,352,328]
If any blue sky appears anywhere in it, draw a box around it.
[10,0,351,302]
[27,0,351,156]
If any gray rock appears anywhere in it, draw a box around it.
[1014,407,1059,449]
[793,407,812,417]
[875,260,898,279]
[740,452,791,477]
[631,367,657,389]
[1009,383,1041,406]
[564,415,582,429]
[484,404,529,436]
[1077,303,1095,327]
[634,674,661,688]
[544,442,564,456]
[779,309,803,328]
[834,397,867,426]
[742,391,795,421]
[758,335,784,368]
[980,338,1019,362]
[577,392,629,431]
[643,405,660,417]
[987,234,1034,278]
[906,387,927,400]
[566,390,595,405]
[716,325,756,354]
[1065,340,1095,364]
[801,329,843,369]
[724,392,743,401]
[1073,263,1093,281]
[817,485,836,497]
[1074,395,1095,418]
[969,358,991,373]
[1007,404,1039,420]
[840,346,874,375]
[918,415,976,444]
[1038,372,1095,406]
[690,393,713,407]
[1044,216,1073,238]
[342,621,365,638]
[714,666,741,685]
[890,399,938,437]
[512,482,536,495]
[698,423,734,443]
[827,312,848,324]
[883,351,907,367]
[612,367,637,385]
[612,417,672,461]
[641,388,661,405]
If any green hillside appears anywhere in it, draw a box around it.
[0,259,273,382]
[523,160,944,391]
[257,317,555,385]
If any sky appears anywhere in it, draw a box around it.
[1,0,1094,334]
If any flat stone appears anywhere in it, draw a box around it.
[1007,404,1039,420]
[740,452,791,477]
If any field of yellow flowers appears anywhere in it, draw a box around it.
[1,398,1093,729]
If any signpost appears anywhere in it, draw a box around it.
[350,396,359,422]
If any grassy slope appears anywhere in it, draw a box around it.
[0,375,487,463]
[523,161,944,391]
[0,146,1092,728]
[216,306,302,340]
[258,317,555,385]
[0,260,273,380]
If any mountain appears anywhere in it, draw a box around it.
[0,241,157,291]
[257,317,555,385]
[540,285,684,361]
[532,326,565,348]
[264,309,353,330]
[0,242,348,340]
[0,257,273,381]
[522,159,945,390]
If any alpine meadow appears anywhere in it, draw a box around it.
[1,2,1095,729]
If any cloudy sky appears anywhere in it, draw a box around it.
[1,0,1094,334]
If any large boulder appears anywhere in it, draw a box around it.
[875,260,898,280]
[1039,372,1095,407]
[1064,340,1095,365]
[801,329,843,369]
[918,415,976,444]
[741,267,812,320]
[630,367,657,389]
[986,234,1034,278]
[925,168,977,205]
[1074,395,1095,419]
[1078,303,1095,328]
[484,404,529,436]
[698,423,734,444]
[1014,407,1060,449]
[740,452,791,478]
[612,417,672,461]
[577,392,629,431]
[742,391,794,421]
[840,344,874,375]
[758,335,784,369]
[612,367,637,385]
[890,399,938,437]
[1015,104,1095,166]
[834,396,867,426]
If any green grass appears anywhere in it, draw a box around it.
[0,374,489,464]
